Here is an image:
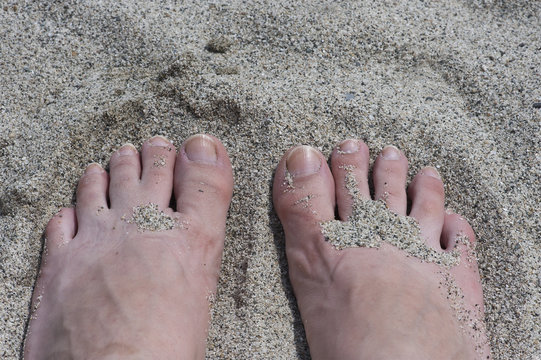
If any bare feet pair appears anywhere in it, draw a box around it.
[24,135,490,359]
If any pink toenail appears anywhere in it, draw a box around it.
[381,145,401,160]
[338,139,360,154]
[184,134,217,163]
[422,166,441,179]
[117,144,137,156]
[84,163,104,175]
[149,135,171,146]
[286,146,321,176]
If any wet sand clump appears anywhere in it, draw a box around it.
[124,203,180,232]
[321,168,461,267]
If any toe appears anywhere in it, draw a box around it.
[330,139,370,220]
[273,146,336,235]
[45,207,77,250]
[440,211,476,252]
[373,145,408,215]
[174,135,233,241]
[76,163,109,224]
[443,211,485,313]
[273,145,336,279]
[28,207,76,348]
[407,167,445,249]
[140,136,177,208]
[108,144,141,208]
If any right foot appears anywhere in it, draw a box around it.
[273,140,491,359]
[25,134,233,359]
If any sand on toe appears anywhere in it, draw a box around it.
[0,1,539,359]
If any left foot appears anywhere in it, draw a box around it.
[273,140,491,359]
[24,135,233,359]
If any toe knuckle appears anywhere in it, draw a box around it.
[412,177,444,199]
[111,156,138,169]
[79,172,103,186]
[287,247,320,280]
[191,174,232,200]
[417,197,439,214]
[428,179,445,196]
[185,217,222,249]
[358,141,370,155]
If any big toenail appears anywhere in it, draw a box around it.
[84,163,104,175]
[286,146,321,176]
[185,134,217,163]
[381,145,401,160]
[422,166,441,179]
[118,144,137,156]
[149,135,171,146]
[338,139,360,154]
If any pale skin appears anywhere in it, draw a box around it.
[24,135,490,359]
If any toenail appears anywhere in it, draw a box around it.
[422,166,441,179]
[84,163,104,175]
[381,145,401,160]
[85,163,104,174]
[184,134,217,163]
[338,139,360,154]
[149,135,171,146]
[117,144,137,156]
[286,146,321,177]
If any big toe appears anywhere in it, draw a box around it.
[273,145,336,278]
[174,135,233,245]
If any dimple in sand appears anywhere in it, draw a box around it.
[24,134,491,359]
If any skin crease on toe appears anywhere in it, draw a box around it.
[24,134,233,360]
[273,141,491,360]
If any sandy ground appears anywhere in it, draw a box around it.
[1,1,540,359]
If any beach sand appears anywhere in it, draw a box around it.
[1,1,540,359]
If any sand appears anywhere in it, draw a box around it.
[321,168,463,267]
[0,1,539,359]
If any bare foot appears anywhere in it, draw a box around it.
[25,135,233,359]
[273,140,491,359]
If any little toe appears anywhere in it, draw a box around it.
[27,207,77,352]
[140,136,177,208]
[108,144,141,208]
[440,211,476,252]
[442,211,484,308]
[330,139,370,220]
[45,207,77,251]
[408,167,445,249]
[76,163,109,226]
[174,135,233,242]
[373,145,409,215]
